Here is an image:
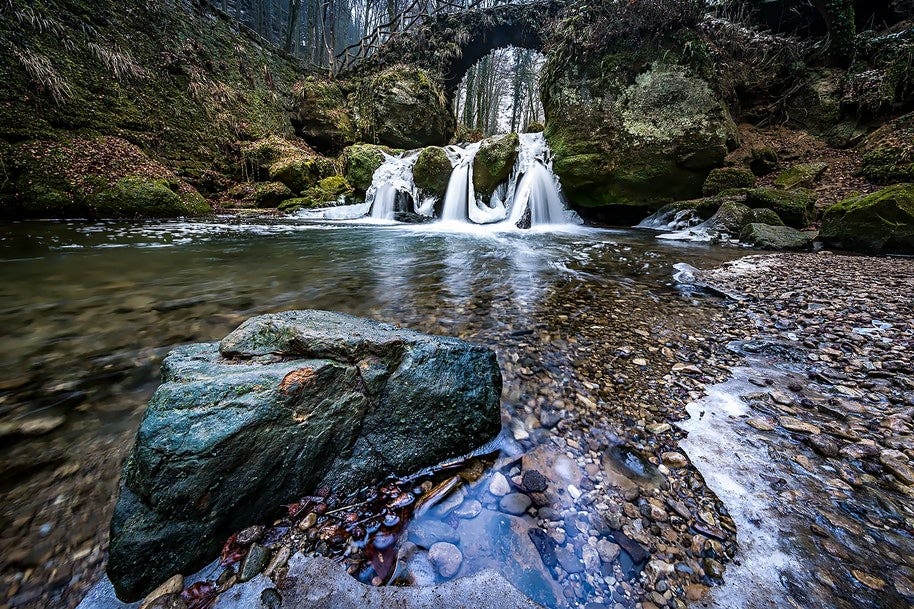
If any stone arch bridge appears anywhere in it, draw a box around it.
[337,0,564,101]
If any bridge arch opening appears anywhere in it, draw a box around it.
[452,46,545,138]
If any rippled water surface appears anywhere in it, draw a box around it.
[0,217,746,608]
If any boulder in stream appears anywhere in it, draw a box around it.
[107,310,502,601]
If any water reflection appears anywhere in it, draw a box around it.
[0,217,743,609]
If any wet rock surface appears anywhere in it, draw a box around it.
[107,310,501,600]
[683,252,914,608]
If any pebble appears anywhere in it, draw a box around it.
[239,543,270,582]
[500,493,532,515]
[488,472,511,497]
[452,499,482,519]
[661,452,688,468]
[428,542,463,578]
[522,469,549,492]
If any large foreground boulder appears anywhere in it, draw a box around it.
[107,310,501,601]
[820,184,914,253]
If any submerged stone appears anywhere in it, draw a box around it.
[107,310,501,601]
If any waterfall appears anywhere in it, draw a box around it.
[440,143,479,222]
[367,151,420,220]
[504,133,580,228]
[359,132,580,229]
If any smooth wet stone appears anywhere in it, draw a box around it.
[428,542,463,578]
[239,544,270,582]
[489,472,511,497]
[501,493,532,515]
[596,540,620,564]
[556,546,584,574]
[453,499,482,519]
[661,452,688,468]
[778,416,821,434]
[408,520,459,548]
[746,417,775,431]
[107,310,501,600]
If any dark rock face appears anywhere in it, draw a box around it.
[107,310,501,601]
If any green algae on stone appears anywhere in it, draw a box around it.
[774,163,827,190]
[703,167,757,196]
[268,155,339,194]
[341,144,392,193]
[357,67,454,149]
[473,133,519,198]
[278,176,354,212]
[746,207,784,226]
[820,184,914,254]
[89,177,211,217]
[740,223,817,250]
[745,188,816,228]
[413,146,453,197]
[859,113,914,185]
[543,56,737,215]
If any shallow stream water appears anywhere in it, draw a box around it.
[0,217,750,608]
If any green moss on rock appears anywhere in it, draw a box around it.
[749,147,779,176]
[820,184,914,254]
[5,136,210,219]
[292,76,357,154]
[745,188,816,228]
[544,57,737,214]
[703,167,756,196]
[774,163,827,190]
[473,133,519,197]
[357,67,454,149]
[859,113,914,185]
[268,156,338,194]
[341,144,391,193]
[746,207,784,226]
[524,122,545,133]
[89,177,210,217]
[278,176,354,212]
[740,223,817,250]
[413,146,452,197]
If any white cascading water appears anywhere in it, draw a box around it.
[504,133,577,227]
[357,131,579,228]
[367,151,422,220]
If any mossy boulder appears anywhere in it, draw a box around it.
[413,146,453,197]
[749,147,779,176]
[240,137,315,177]
[88,177,211,217]
[745,188,816,228]
[740,224,817,250]
[268,155,338,194]
[341,144,392,193]
[544,57,737,217]
[359,67,455,149]
[473,133,519,197]
[859,113,914,185]
[708,200,754,235]
[524,122,545,133]
[703,167,756,196]
[746,207,784,226]
[3,136,210,219]
[278,176,354,212]
[774,163,827,190]
[292,77,357,154]
[224,181,293,208]
[820,184,914,254]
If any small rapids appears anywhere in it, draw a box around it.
[366,151,424,221]
[358,132,579,229]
